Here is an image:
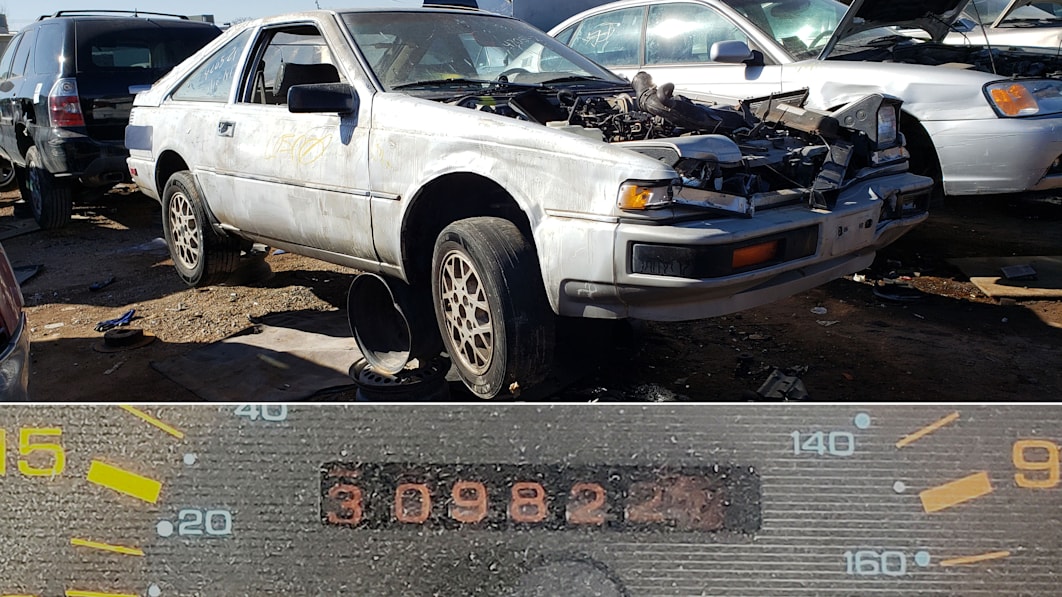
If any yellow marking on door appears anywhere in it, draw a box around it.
[897,412,960,448]
[920,471,993,513]
[940,550,1012,567]
[86,460,162,504]
[118,405,185,439]
[70,538,145,557]
[65,591,139,597]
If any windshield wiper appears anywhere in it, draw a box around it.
[391,77,495,90]
[538,75,613,85]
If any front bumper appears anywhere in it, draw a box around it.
[923,116,1062,196]
[543,172,932,321]
[0,313,30,400]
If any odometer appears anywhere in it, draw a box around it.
[320,463,761,532]
[3,404,1062,596]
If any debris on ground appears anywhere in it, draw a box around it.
[95,309,136,332]
[89,276,116,291]
[13,264,42,285]
[749,365,810,400]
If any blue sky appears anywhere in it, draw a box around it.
[3,0,512,31]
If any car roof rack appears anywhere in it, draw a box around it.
[36,10,190,22]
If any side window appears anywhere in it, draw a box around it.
[241,25,341,106]
[171,29,252,102]
[646,3,747,65]
[10,29,36,77]
[0,34,22,79]
[33,24,64,75]
[567,7,644,68]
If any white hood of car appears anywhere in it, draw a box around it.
[822,0,974,57]
[993,0,1062,27]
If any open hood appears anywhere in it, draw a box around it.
[992,0,1062,28]
[821,0,974,57]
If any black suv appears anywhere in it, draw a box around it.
[0,11,221,228]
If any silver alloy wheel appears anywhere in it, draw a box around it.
[439,249,494,375]
[168,190,202,272]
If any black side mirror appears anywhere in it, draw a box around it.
[287,83,359,115]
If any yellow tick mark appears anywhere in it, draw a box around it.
[920,471,993,513]
[2,594,40,597]
[70,538,145,557]
[897,411,960,449]
[86,460,162,505]
[119,405,185,439]
[65,592,139,597]
[940,550,1012,567]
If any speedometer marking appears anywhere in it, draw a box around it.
[920,471,993,513]
[65,591,138,597]
[70,538,145,557]
[118,405,185,439]
[940,550,1012,567]
[86,460,162,504]
[897,412,961,448]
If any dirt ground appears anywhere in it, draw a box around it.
[6,186,1061,402]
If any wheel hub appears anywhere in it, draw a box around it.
[440,250,493,376]
[169,191,202,271]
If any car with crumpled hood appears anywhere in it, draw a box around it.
[126,6,931,398]
[550,0,1062,197]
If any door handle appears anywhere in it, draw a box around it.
[217,121,235,137]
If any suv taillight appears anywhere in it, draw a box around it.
[48,78,86,127]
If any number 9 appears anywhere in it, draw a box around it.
[1013,440,1060,489]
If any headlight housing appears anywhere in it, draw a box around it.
[617,180,675,211]
[877,103,897,147]
[984,80,1062,118]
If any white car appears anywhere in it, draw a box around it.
[127,6,930,398]
[946,0,1062,48]
[551,0,1062,197]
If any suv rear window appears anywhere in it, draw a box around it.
[75,21,220,73]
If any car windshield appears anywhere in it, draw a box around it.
[342,11,627,92]
[965,0,1062,25]
[723,0,849,60]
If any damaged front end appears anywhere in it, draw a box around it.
[449,72,928,221]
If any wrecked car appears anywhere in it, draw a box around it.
[126,6,931,398]
[550,0,1062,197]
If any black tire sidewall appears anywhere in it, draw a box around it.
[162,172,211,286]
[25,147,72,229]
[431,217,554,399]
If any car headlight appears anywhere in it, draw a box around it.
[617,180,675,211]
[985,80,1062,117]
[877,103,897,147]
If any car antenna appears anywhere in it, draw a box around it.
[968,1,998,74]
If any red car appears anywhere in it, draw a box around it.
[0,240,29,399]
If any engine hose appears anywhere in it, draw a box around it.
[631,71,721,131]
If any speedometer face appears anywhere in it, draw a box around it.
[2,404,1061,596]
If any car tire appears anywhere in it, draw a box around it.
[24,147,73,229]
[432,217,555,399]
[162,171,241,287]
[0,157,16,191]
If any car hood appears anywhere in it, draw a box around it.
[993,0,1062,27]
[822,0,974,57]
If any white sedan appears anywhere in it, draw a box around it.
[551,0,1062,197]
[127,6,930,398]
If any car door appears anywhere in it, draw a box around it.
[558,2,784,99]
[212,22,374,262]
[0,32,23,164]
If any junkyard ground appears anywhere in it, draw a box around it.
[8,186,1061,401]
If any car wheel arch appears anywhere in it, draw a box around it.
[400,172,535,288]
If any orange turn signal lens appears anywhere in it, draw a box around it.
[989,84,1038,116]
[732,240,780,269]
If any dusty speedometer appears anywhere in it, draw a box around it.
[1,404,1060,596]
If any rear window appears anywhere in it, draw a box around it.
[75,20,221,73]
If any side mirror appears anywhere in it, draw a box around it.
[709,40,754,64]
[952,17,976,33]
[287,83,359,115]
